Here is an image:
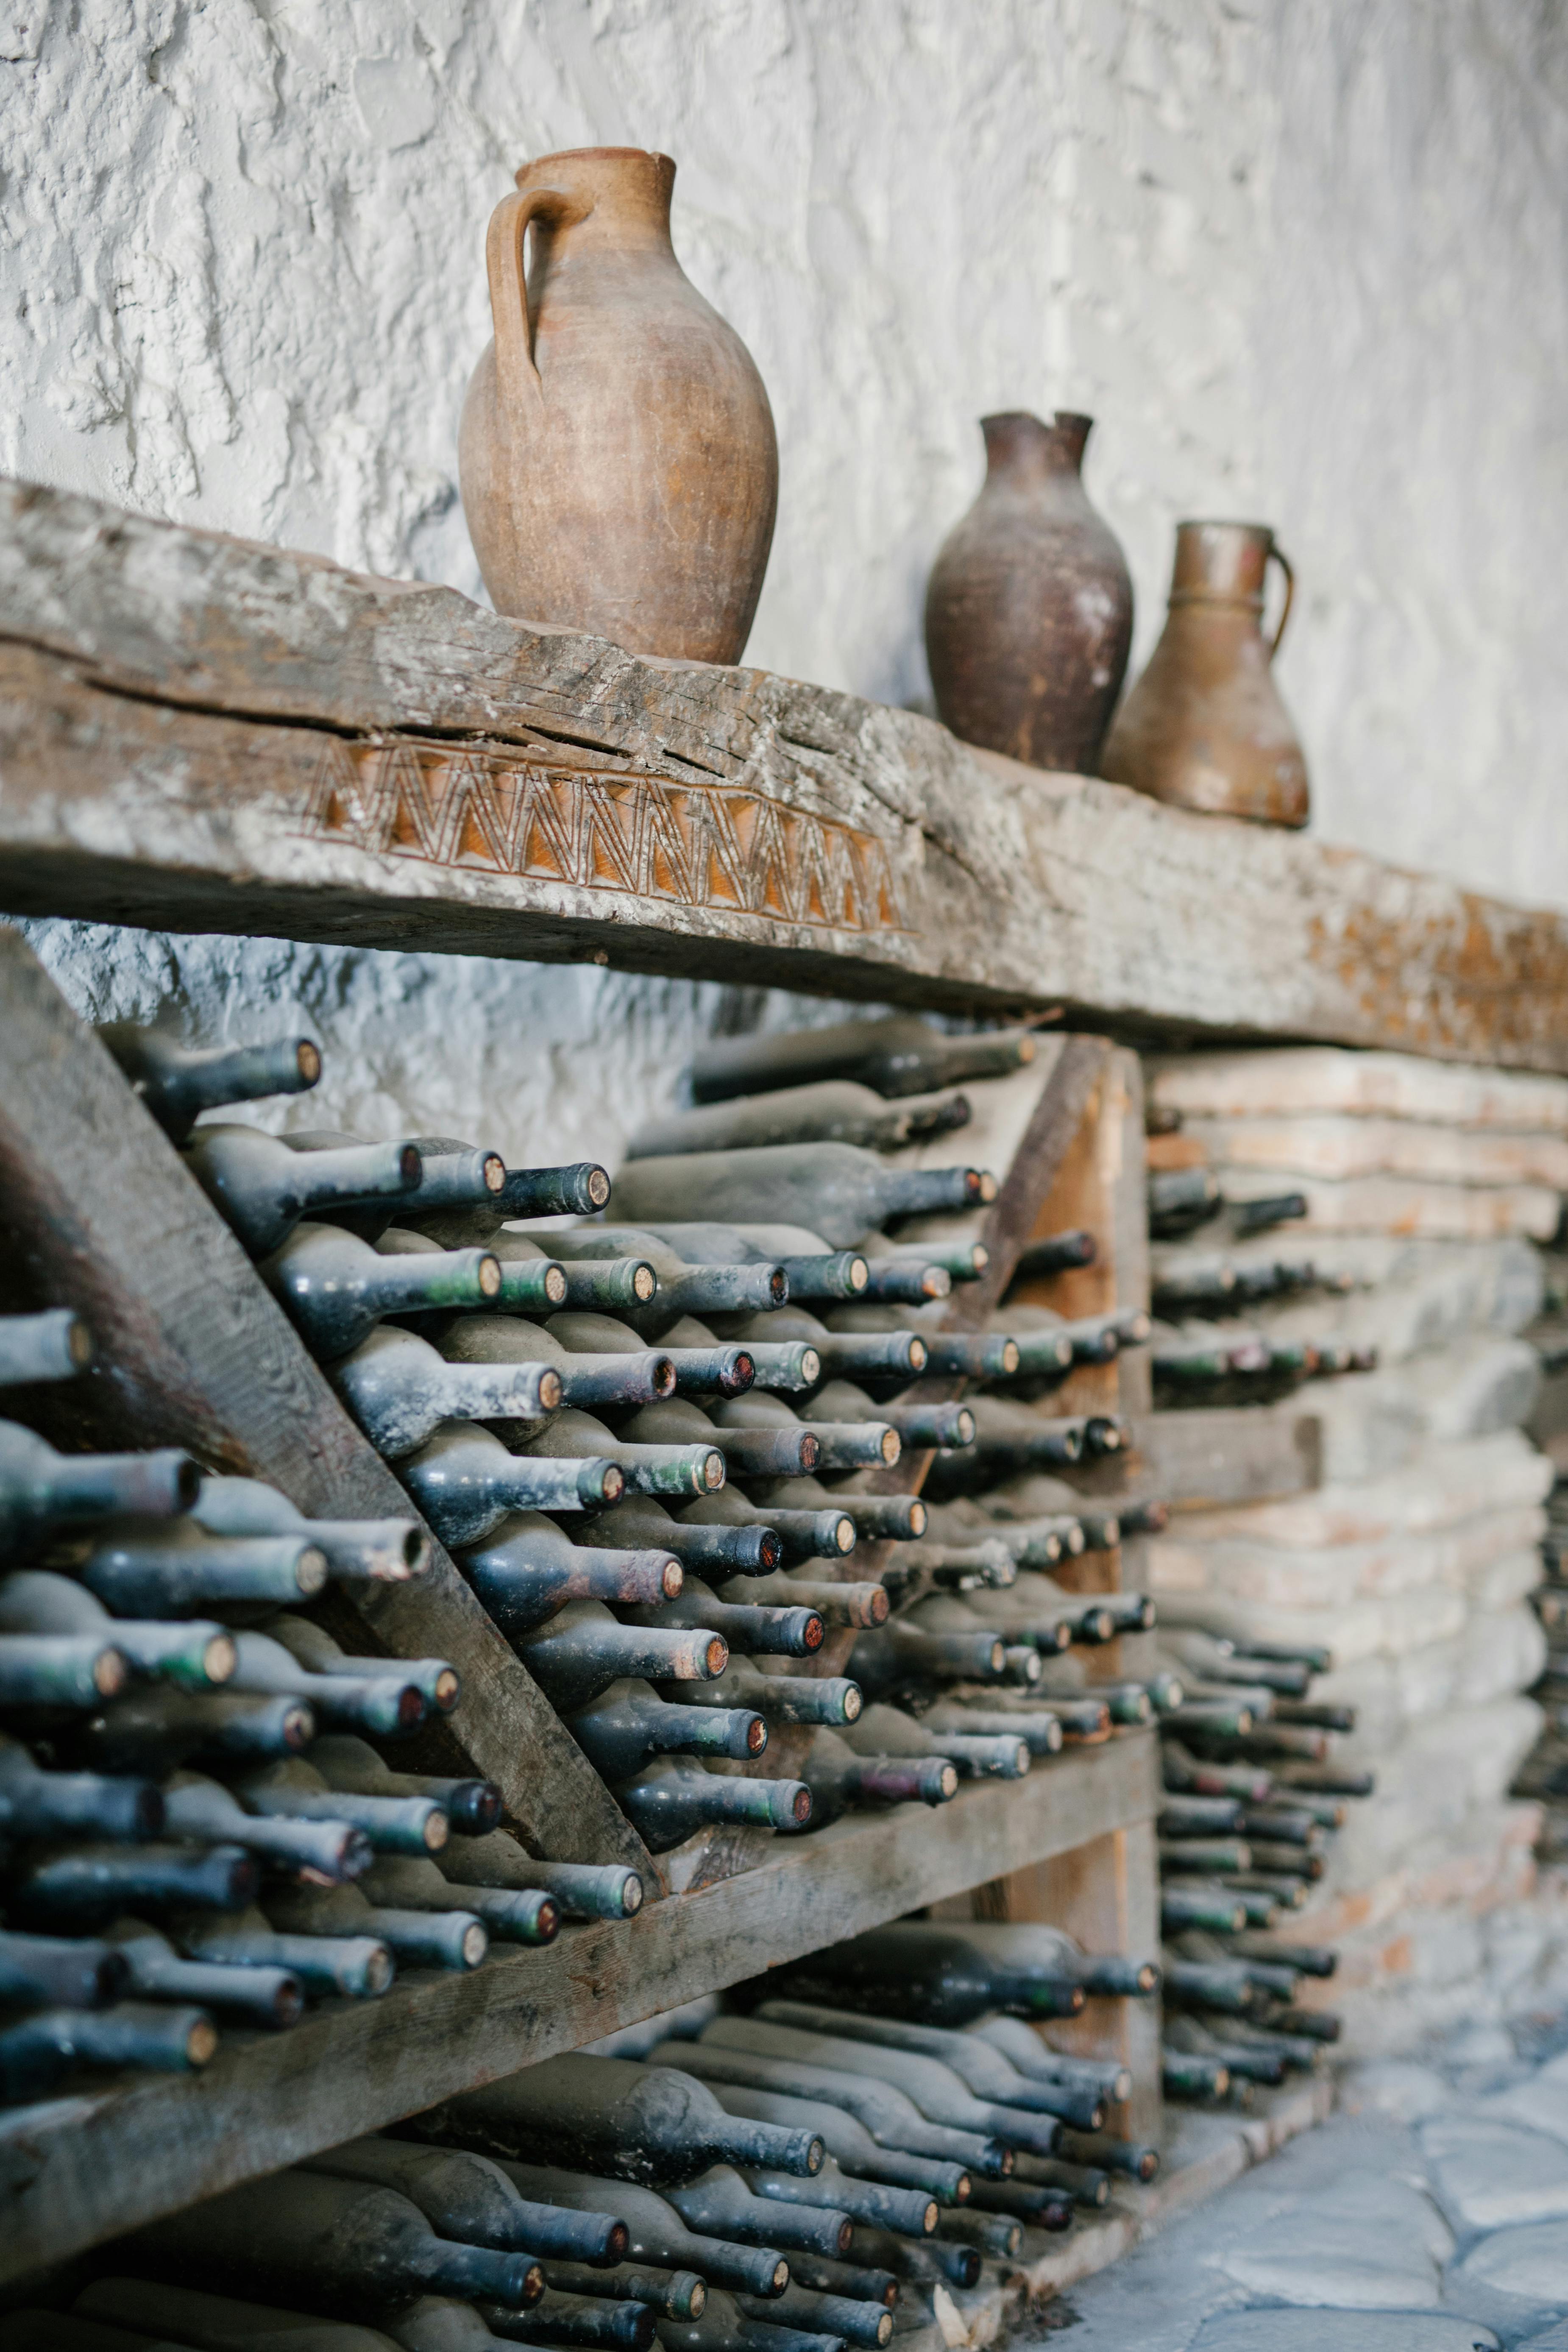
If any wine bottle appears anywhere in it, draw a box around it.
[651,2038,1005,2176]
[628,1080,973,1160]
[546,1231,786,1332]
[546,1310,756,1402]
[752,2005,1103,2134]
[733,2286,888,2348]
[540,2260,706,2320]
[658,2288,842,2352]
[73,2277,403,2350]
[1006,1229,1096,1284]
[873,1235,989,1283]
[794,1728,956,1825]
[742,2154,936,2242]
[377,1223,572,1317]
[514,1600,726,1712]
[812,1380,971,1454]
[159,1770,370,1883]
[432,1313,677,1412]
[121,2169,540,2311]
[461,1512,682,1633]
[181,1126,420,1257]
[263,1614,459,1717]
[413,1152,611,1226]
[720,1309,927,1386]
[260,1222,500,1357]
[745,1476,925,1546]
[618,1399,817,1480]
[615,1223,869,1311]
[426,2053,823,2188]
[597,1494,782,1579]
[711,1394,899,1474]
[613,1146,994,1250]
[619,1572,824,1661]
[481,2288,655,2348]
[963,1573,1114,1649]
[1147,1167,1222,1239]
[776,1923,1097,2026]
[309,1733,502,1836]
[660,1656,862,1728]
[103,1916,304,2030]
[328,1326,560,1459]
[350,1853,564,1947]
[70,1523,329,1611]
[899,1330,1021,1383]
[969,2017,1131,2101]
[0,1569,235,1691]
[224,1630,426,1739]
[620,1756,813,1848]
[704,2015,1061,2160]
[512,1406,724,1502]
[660,1314,821,1394]
[0,2000,216,2103]
[0,1926,128,2010]
[8,1841,256,1930]
[64,1689,315,1775]
[678,1492,853,1568]
[841,2218,975,2291]
[399,1424,623,1548]
[99,1022,321,1140]
[0,1422,199,1555]
[192,1474,429,1585]
[843,1703,1027,1781]
[939,2207,1022,2258]
[455,2160,783,2301]
[305,2132,611,2266]
[695,2074,968,2204]
[857,1257,951,1304]
[0,1307,93,1388]
[920,1698,1063,1758]
[176,1903,393,1999]
[438,1831,644,1923]
[565,1678,766,1780]
[720,1573,887,1629]
[925,1398,1088,1486]
[667,2165,850,2261]
[266,1879,488,1972]
[0,1630,127,1707]
[1160,1886,1250,1934]
[976,2160,1102,2212]
[844,1620,1005,1698]
[688,1017,1036,1104]
[1053,2129,1159,2182]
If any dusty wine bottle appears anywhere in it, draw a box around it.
[265,1878,489,1972]
[668,2166,852,2261]
[514,1600,727,1713]
[160,1770,369,1882]
[694,2073,969,2204]
[0,1926,128,2011]
[103,1916,304,2030]
[398,1424,624,1548]
[433,1313,677,1412]
[0,1999,217,2103]
[513,1405,725,1502]
[597,1493,782,1579]
[306,2133,631,2266]
[618,1756,813,1848]
[845,1619,1005,1697]
[64,1689,315,1776]
[662,1657,862,1728]
[181,1126,421,1256]
[1006,1229,1096,1282]
[843,1702,1027,1781]
[122,2168,540,2311]
[223,1631,426,1739]
[192,1474,430,1583]
[470,2160,787,2299]
[656,1315,820,1396]
[688,1017,1036,1104]
[679,1492,854,1569]
[379,1221,571,1320]
[427,2051,824,2187]
[545,1309,755,1403]
[0,1569,234,1692]
[99,1022,321,1140]
[652,2038,1005,2177]
[620,1572,824,1661]
[259,1221,501,1356]
[970,2016,1130,2101]
[236,1756,448,1857]
[627,1080,973,1161]
[713,1393,899,1473]
[613,1145,994,1250]
[328,1325,560,1458]
[438,1831,644,1923]
[546,1231,786,1331]
[721,1308,926,1386]
[175,1903,393,1999]
[777,1923,1092,2026]
[309,1733,501,1836]
[920,1697,1063,1758]
[758,2001,1103,2131]
[621,1397,817,1480]
[262,1614,457,1717]
[73,2277,409,2350]
[566,1677,767,1779]
[7,1841,257,1930]
[460,1512,682,1633]
[0,1308,93,1388]
[720,1572,886,1629]
[794,1725,958,1825]
[0,1423,199,1555]
[65,1522,328,1613]
[540,2260,707,2320]
[481,2287,655,2348]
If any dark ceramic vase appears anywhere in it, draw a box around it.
[924,410,1134,774]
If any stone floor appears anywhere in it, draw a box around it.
[1019,2007,1568,2351]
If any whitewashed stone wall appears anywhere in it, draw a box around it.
[4,0,1568,1107]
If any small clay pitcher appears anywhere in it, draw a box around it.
[1100,521,1309,827]
[459,148,778,664]
[924,411,1134,774]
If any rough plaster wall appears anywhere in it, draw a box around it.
[5,0,1568,1129]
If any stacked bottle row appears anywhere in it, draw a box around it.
[123,1012,1158,1852]
[3,1923,1164,2350]
[1511,1473,1568,1866]
[0,1277,631,2116]
[1149,1612,1365,2104]
[1145,1166,1379,1404]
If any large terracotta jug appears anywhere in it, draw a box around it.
[1100,521,1309,827]
[459,148,778,665]
[923,411,1134,775]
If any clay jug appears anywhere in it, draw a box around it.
[923,411,1134,774]
[1100,521,1309,827]
[459,148,778,665]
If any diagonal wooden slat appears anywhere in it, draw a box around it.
[0,924,655,1879]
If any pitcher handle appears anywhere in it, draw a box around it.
[485,184,588,406]
[1266,543,1295,660]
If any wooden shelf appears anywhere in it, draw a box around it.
[1,478,1565,1071]
[0,1733,1158,2284]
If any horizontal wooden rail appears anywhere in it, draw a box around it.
[0,1733,1158,2282]
[0,481,1565,1069]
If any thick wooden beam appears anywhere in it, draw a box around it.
[0,925,653,1877]
[0,480,1565,1070]
[0,1735,1157,2284]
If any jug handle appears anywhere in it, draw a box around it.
[485,185,588,406]
[1266,544,1295,660]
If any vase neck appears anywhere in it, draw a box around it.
[981,410,1092,487]
[516,147,677,256]
[1170,520,1273,610]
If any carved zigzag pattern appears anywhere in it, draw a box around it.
[302,739,907,934]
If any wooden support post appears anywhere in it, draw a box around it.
[0,925,656,1879]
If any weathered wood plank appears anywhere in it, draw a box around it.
[0,1734,1158,2283]
[0,924,653,1877]
[1,480,1567,1071]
